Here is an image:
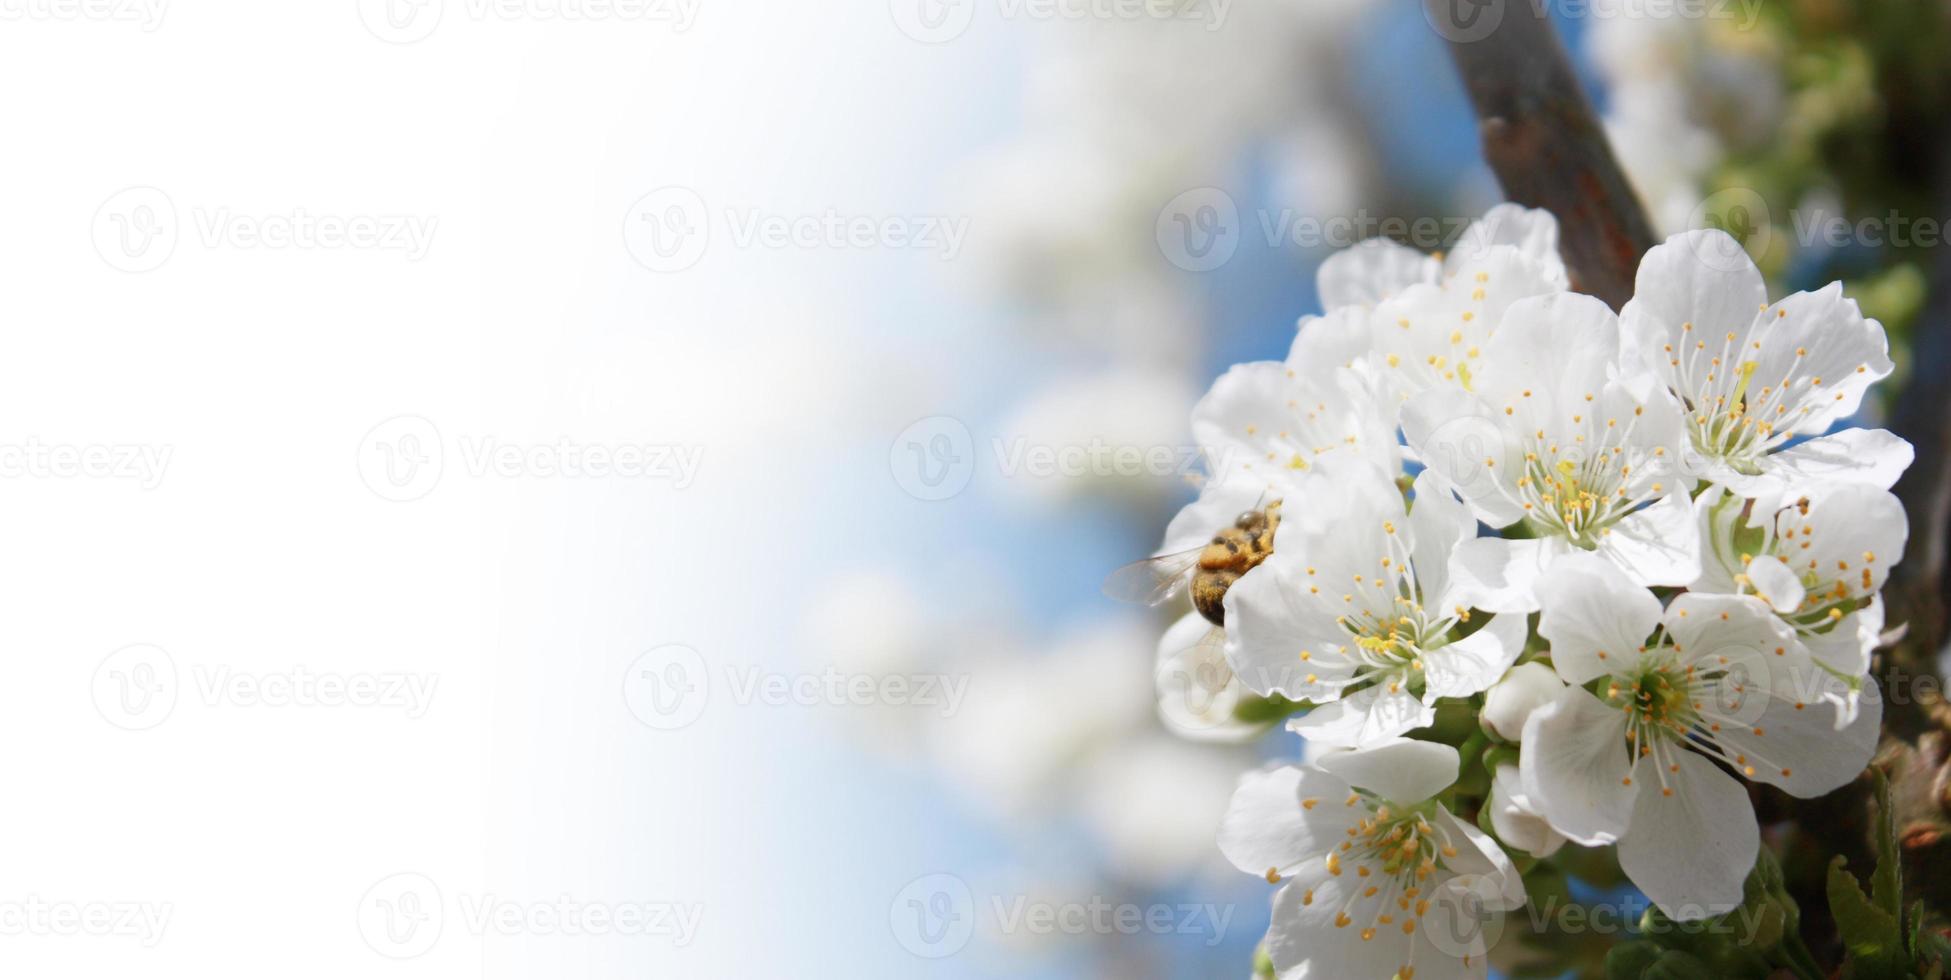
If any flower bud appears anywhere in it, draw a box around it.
[1489,764,1565,858]
[1482,662,1565,742]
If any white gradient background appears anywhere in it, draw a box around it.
[0,1,1102,977]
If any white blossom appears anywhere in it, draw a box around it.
[1694,482,1908,723]
[1621,230,1909,497]
[1403,291,1698,612]
[1488,764,1565,859]
[1326,205,1570,410]
[1156,612,1262,743]
[1481,662,1566,743]
[1191,314,1400,490]
[1219,740,1524,980]
[1522,554,1880,918]
[1226,465,1524,747]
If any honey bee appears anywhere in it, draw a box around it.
[1105,500,1283,627]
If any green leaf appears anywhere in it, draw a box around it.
[1828,855,1910,980]
[1606,940,1663,980]
[1454,727,1492,798]
[1874,770,1903,922]
[1702,943,1774,980]
[1639,904,1717,957]
[1482,742,1520,773]
[1231,694,1301,725]
[1643,949,1717,980]
[1911,900,1929,961]
[1740,845,1791,951]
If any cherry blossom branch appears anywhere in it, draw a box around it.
[1423,0,1656,311]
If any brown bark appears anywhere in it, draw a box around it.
[1423,0,1656,310]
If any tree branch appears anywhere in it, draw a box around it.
[1425,0,1656,310]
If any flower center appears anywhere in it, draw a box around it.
[1512,433,1663,549]
[1606,658,1697,736]
[1319,519,1462,694]
[1709,494,1877,634]
[1599,648,1796,792]
[1301,796,1462,948]
[1663,322,1823,468]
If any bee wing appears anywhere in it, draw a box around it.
[1160,622,1229,670]
[1103,547,1202,606]
[1192,624,1228,660]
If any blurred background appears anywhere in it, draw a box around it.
[0,0,1939,977]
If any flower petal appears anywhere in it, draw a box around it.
[1471,292,1621,415]
[1410,469,1476,611]
[1602,491,1703,588]
[1489,764,1566,858]
[1447,203,1567,288]
[1157,476,1273,556]
[1752,283,1894,436]
[1663,591,1800,668]
[1401,388,1526,528]
[1449,536,1563,615]
[1714,676,1880,798]
[1743,555,1806,614]
[1191,361,1396,489]
[1264,875,1414,980]
[1432,804,1530,913]
[1750,427,1915,497]
[1224,553,1362,700]
[1616,748,1759,921]
[1155,614,1255,743]
[1773,481,1908,607]
[1424,613,1525,701]
[1217,765,1359,878]
[1286,684,1435,749]
[1316,239,1437,311]
[1535,551,1663,684]
[1620,230,1769,390]
[1804,603,1882,680]
[1313,737,1459,805]
[1291,308,1376,379]
[1520,687,1635,845]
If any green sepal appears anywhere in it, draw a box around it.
[1828,855,1909,980]
[1605,940,1663,979]
[1232,693,1302,726]
[1642,949,1717,980]
[1873,770,1903,923]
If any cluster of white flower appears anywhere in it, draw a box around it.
[1140,206,1910,979]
